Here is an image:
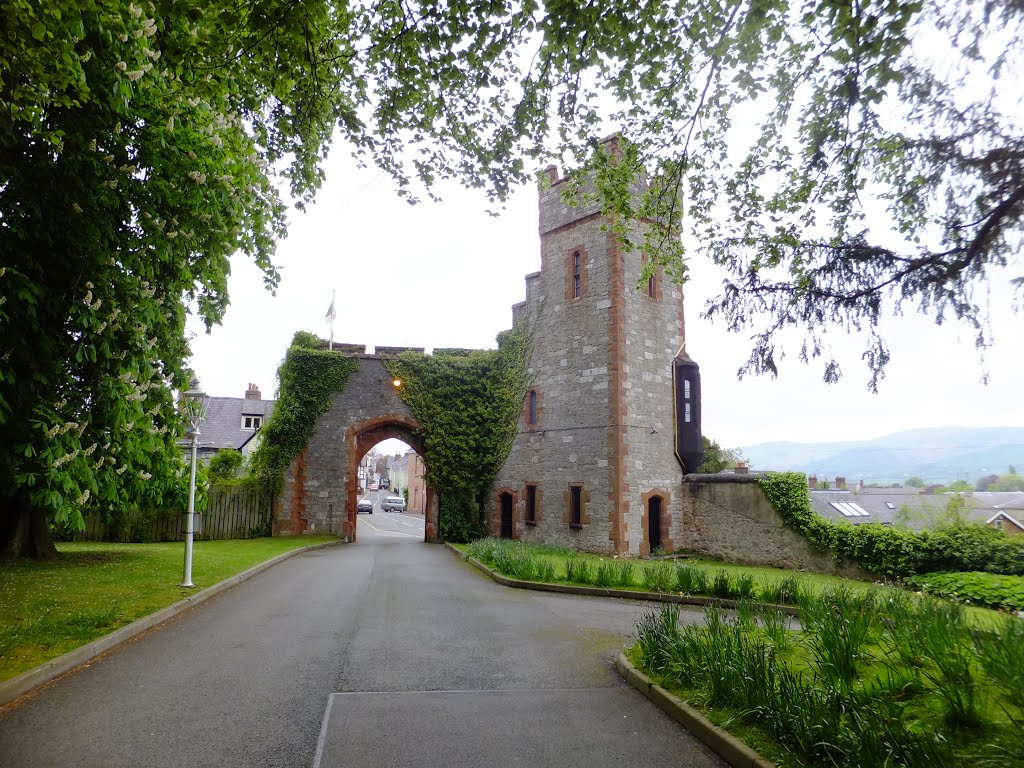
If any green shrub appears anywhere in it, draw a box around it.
[439,492,487,543]
[208,449,244,482]
[758,472,1024,578]
[905,571,1024,613]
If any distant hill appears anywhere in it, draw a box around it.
[740,427,1024,485]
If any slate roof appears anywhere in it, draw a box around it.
[196,396,275,455]
[809,489,1024,530]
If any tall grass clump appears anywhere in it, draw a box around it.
[614,561,636,588]
[642,564,673,592]
[800,587,878,692]
[974,615,1024,706]
[536,560,556,583]
[759,606,790,649]
[913,598,984,728]
[760,575,805,606]
[735,573,756,599]
[594,560,616,588]
[630,582,1010,768]
[674,563,709,595]
[564,557,593,585]
[735,598,758,633]
[710,570,736,599]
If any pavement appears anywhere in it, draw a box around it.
[0,517,725,768]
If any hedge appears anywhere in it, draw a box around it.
[758,472,1024,579]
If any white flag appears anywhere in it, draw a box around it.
[325,297,336,321]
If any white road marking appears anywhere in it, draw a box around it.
[311,693,335,768]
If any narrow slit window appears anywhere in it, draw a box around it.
[647,273,656,298]
[684,402,691,423]
[572,251,581,299]
[526,485,537,524]
[570,485,582,527]
[684,380,690,399]
[527,390,538,426]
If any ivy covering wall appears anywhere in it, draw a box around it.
[758,471,1024,579]
[384,329,530,541]
[249,332,358,495]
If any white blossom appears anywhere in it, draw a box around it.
[117,61,128,71]
[128,3,142,17]
[116,465,128,475]
[77,490,90,505]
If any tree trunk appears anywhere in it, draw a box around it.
[0,497,58,560]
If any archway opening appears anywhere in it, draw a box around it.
[347,417,436,543]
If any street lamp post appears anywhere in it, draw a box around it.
[181,378,208,588]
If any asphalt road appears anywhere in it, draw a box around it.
[0,531,724,768]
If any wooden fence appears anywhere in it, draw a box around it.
[67,485,272,543]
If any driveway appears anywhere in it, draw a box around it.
[0,536,723,768]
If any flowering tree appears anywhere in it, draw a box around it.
[0,2,340,556]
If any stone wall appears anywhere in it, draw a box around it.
[678,474,866,577]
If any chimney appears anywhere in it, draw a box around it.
[734,462,749,475]
[245,383,261,400]
[543,165,559,185]
[835,476,846,490]
[808,474,818,489]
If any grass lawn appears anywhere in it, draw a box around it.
[0,536,338,683]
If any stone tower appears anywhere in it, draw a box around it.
[488,138,694,555]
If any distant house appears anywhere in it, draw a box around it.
[192,383,275,461]
[808,483,1024,535]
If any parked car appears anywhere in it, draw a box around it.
[369,482,379,491]
[357,498,374,514]
[381,495,406,513]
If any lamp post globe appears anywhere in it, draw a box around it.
[181,377,208,588]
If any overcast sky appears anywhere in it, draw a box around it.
[186,147,1022,453]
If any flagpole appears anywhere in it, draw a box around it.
[329,289,335,351]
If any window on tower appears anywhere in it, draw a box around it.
[572,251,581,299]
